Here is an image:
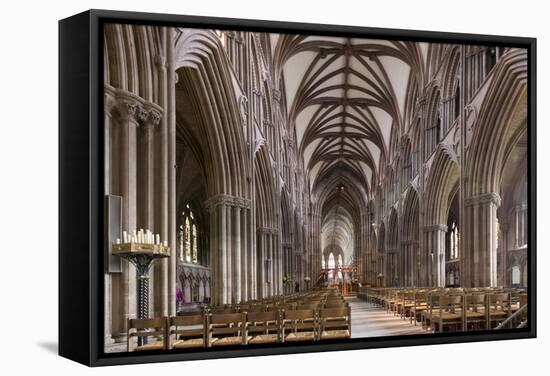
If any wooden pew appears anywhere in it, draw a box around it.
[127,317,167,352]
[168,314,207,349]
[282,309,318,342]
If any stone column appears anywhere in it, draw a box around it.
[312,212,321,282]
[232,206,241,303]
[464,193,501,287]
[401,244,407,287]
[216,202,228,305]
[166,27,177,317]
[265,232,272,296]
[209,202,219,305]
[276,233,281,295]
[113,97,139,341]
[424,224,447,287]
[152,49,170,318]
[400,241,417,287]
[225,203,233,304]
[273,232,278,296]
[240,207,248,301]
[400,243,407,287]
[499,222,509,287]
[410,241,418,287]
[417,233,429,287]
[137,107,161,318]
[137,109,160,229]
[103,93,115,346]
[205,194,250,304]
[259,230,266,298]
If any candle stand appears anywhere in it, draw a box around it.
[112,242,170,345]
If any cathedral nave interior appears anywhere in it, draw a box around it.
[102,24,528,352]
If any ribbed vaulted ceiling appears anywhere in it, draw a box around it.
[274,35,421,265]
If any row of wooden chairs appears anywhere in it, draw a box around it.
[359,287,527,333]
[192,289,347,315]
[128,305,351,352]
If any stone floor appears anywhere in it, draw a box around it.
[347,296,426,338]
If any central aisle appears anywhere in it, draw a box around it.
[346,296,425,338]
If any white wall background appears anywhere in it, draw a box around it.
[0,0,546,374]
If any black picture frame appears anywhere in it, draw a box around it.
[59,9,537,367]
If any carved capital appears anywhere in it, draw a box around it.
[114,99,140,122]
[465,192,501,207]
[423,224,448,233]
[108,88,164,128]
[138,107,162,128]
[204,194,251,210]
[233,197,251,209]
[258,227,278,235]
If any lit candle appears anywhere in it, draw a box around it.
[115,238,121,244]
[163,240,168,247]
[155,234,160,245]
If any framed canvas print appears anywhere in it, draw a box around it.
[59,9,536,366]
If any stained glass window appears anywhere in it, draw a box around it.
[184,217,191,262]
[179,224,184,261]
[192,224,198,263]
[179,203,201,265]
[449,221,459,259]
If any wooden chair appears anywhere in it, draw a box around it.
[278,303,296,311]
[168,314,207,349]
[282,309,317,342]
[210,307,237,314]
[431,295,464,333]
[177,309,204,316]
[385,289,399,312]
[392,290,406,316]
[421,293,441,330]
[127,317,167,352]
[393,290,411,319]
[464,293,487,331]
[245,311,281,345]
[323,302,348,310]
[318,307,351,340]
[245,305,267,313]
[517,293,528,326]
[487,293,512,329]
[296,303,320,311]
[208,312,247,347]
[410,290,428,325]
